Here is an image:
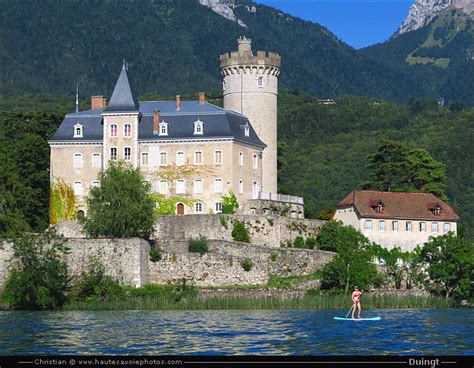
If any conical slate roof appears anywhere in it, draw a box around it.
[104,63,140,112]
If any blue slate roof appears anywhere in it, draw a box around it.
[49,101,266,148]
[104,66,140,112]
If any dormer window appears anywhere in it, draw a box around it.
[73,123,83,138]
[159,121,168,136]
[433,204,442,216]
[241,122,250,137]
[194,119,204,135]
[370,199,385,213]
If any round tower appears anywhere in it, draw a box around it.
[220,37,281,194]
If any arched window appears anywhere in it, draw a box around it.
[158,180,168,194]
[76,210,85,220]
[159,121,168,136]
[73,153,83,168]
[194,119,204,135]
[214,178,223,193]
[124,124,132,137]
[73,123,83,138]
[431,222,438,233]
[73,181,83,196]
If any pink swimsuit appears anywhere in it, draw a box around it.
[353,291,361,304]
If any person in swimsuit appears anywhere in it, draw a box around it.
[351,286,364,319]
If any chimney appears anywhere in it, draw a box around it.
[198,92,206,104]
[176,95,181,111]
[153,109,160,134]
[91,96,106,109]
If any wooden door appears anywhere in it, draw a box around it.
[176,203,185,215]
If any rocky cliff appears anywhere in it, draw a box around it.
[398,0,474,35]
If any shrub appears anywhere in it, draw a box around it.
[232,220,251,243]
[241,259,253,272]
[149,248,162,263]
[69,258,123,302]
[294,236,305,248]
[221,191,239,214]
[267,218,274,226]
[306,237,317,249]
[2,228,70,310]
[270,253,278,262]
[81,161,156,238]
[188,236,209,255]
[219,215,228,229]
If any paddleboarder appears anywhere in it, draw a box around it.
[351,286,365,319]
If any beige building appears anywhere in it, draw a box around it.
[49,38,304,217]
[333,190,459,251]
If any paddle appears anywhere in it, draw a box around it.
[344,289,367,319]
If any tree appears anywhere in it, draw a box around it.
[221,191,239,214]
[419,233,474,300]
[364,140,447,199]
[82,161,156,238]
[2,228,70,310]
[231,220,251,243]
[372,244,405,289]
[319,221,382,292]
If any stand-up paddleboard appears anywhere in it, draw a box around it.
[334,317,381,321]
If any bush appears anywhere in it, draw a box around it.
[219,215,228,229]
[306,237,317,249]
[270,253,278,262]
[294,236,305,248]
[221,191,239,214]
[149,248,162,263]
[81,161,156,238]
[2,228,70,310]
[232,220,251,243]
[241,259,253,272]
[188,236,209,255]
[69,258,123,302]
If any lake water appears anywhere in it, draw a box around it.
[1,309,473,355]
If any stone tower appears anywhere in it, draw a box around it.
[220,37,281,194]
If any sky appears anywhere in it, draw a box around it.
[255,0,414,49]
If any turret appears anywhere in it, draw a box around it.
[220,37,280,194]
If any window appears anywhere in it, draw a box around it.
[239,152,243,166]
[91,181,100,188]
[364,220,372,231]
[379,220,385,232]
[443,223,451,233]
[176,179,185,194]
[406,221,412,232]
[92,153,101,168]
[141,153,149,166]
[419,222,426,232]
[73,123,83,138]
[215,202,222,213]
[158,180,168,194]
[257,76,264,87]
[431,222,438,233]
[194,119,204,135]
[73,181,83,196]
[392,221,398,232]
[239,180,243,194]
[194,151,202,165]
[253,154,258,170]
[124,124,132,137]
[244,125,250,137]
[222,80,226,91]
[73,153,83,168]
[214,150,223,165]
[252,181,259,198]
[110,147,117,161]
[194,179,203,194]
[176,152,185,166]
[214,178,223,193]
[124,147,131,161]
[160,152,167,166]
[195,202,203,214]
[159,121,168,136]
[110,124,118,137]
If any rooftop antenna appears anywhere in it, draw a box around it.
[75,83,79,113]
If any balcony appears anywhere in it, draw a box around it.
[253,192,304,205]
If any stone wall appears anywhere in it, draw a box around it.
[154,215,325,247]
[151,239,335,286]
[0,236,334,290]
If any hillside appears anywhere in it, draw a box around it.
[0,0,458,103]
[361,7,474,105]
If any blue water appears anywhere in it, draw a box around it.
[0,309,473,355]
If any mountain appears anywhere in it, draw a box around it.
[361,6,474,105]
[0,0,455,104]
[397,0,474,35]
